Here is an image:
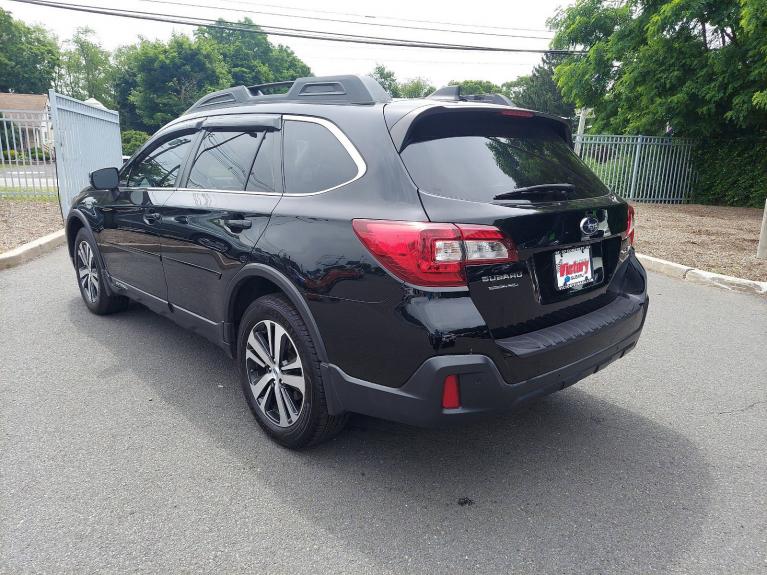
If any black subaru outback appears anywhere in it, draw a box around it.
[66,75,648,448]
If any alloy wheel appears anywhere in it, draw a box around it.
[77,240,99,303]
[245,319,306,428]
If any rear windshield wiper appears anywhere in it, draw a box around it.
[493,183,576,201]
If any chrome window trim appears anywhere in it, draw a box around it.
[170,187,281,197]
[171,115,367,197]
[282,114,367,195]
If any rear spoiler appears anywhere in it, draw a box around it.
[387,103,573,152]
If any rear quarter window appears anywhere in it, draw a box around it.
[283,119,360,194]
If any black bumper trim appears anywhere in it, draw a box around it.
[496,293,644,357]
[322,319,644,427]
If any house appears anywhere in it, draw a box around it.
[0,93,52,152]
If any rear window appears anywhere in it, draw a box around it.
[400,112,609,202]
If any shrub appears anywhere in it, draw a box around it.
[121,130,150,156]
[691,139,767,207]
[2,149,17,161]
[27,147,51,161]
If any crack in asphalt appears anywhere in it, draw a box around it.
[715,400,766,415]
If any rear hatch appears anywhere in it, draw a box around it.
[394,106,631,338]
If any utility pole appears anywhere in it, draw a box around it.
[574,108,588,155]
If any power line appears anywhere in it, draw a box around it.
[217,0,554,34]
[135,0,555,40]
[9,0,584,55]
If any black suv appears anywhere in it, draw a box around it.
[66,75,648,448]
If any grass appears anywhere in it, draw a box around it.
[0,188,58,200]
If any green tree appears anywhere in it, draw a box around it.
[195,18,310,87]
[548,0,767,137]
[740,0,767,114]
[501,54,575,118]
[448,79,501,95]
[112,44,147,132]
[371,64,401,97]
[127,34,231,130]
[399,77,435,98]
[121,129,150,156]
[0,8,59,94]
[56,27,114,106]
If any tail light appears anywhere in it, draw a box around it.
[352,219,517,287]
[626,205,636,246]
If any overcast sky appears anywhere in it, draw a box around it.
[0,0,571,86]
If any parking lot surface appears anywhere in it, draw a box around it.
[1,248,765,574]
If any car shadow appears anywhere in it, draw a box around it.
[67,297,711,573]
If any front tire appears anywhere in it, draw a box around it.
[237,294,347,448]
[73,229,129,315]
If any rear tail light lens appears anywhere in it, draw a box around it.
[457,224,515,263]
[626,205,636,246]
[352,219,517,287]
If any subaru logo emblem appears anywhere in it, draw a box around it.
[580,216,599,236]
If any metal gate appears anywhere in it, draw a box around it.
[575,134,697,203]
[49,90,122,216]
[0,109,56,199]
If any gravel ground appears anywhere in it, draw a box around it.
[0,199,63,253]
[634,203,766,281]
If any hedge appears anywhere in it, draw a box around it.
[691,139,767,208]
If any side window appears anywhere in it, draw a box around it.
[187,131,264,191]
[283,120,359,194]
[127,134,194,188]
[246,132,277,193]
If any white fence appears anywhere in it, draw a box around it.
[575,135,697,203]
[0,109,56,198]
[2,108,697,207]
[49,91,122,216]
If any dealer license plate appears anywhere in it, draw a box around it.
[554,246,593,290]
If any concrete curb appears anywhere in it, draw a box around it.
[0,229,66,270]
[637,253,767,296]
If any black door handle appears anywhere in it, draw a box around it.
[143,211,162,224]
[174,215,189,224]
[223,219,252,230]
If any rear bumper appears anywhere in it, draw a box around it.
[322,290,648,427]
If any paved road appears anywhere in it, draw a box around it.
[1,248,765,574]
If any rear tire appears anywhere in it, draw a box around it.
[73,229,129,315]
[237,294,347,449]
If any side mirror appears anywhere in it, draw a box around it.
[90,167,120,190]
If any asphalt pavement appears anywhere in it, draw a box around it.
[1,248,765,574]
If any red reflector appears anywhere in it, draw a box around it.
[500,109,534,118]
[442,375,461,409]
[626,205,636,246]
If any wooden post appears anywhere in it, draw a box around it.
[757,198,767,259]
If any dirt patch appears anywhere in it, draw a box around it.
[633,203,767,282]
[0,200,64,253]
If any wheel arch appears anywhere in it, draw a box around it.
[66,209,115,296]
[226,264,329,363]
[65,210,88,261]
